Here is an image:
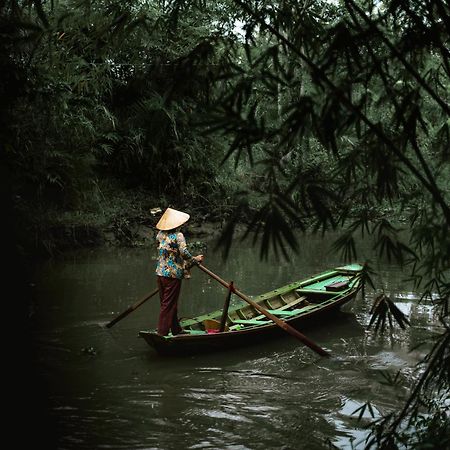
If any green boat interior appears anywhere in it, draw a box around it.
[171,265,362,337]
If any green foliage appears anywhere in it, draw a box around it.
[1,0,240,250]
[165,0,450,447]
[368,294,411,332]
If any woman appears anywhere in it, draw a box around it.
[155,207,204,336]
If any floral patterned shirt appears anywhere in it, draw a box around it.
[155,231,194,279]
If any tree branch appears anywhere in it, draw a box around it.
[232,0,450,226]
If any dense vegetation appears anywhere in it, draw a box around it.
[1,1,238,254]
[2,1,449,449]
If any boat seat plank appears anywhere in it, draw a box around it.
[265,296,286,309]
[236,309,248,319]
[253,303,319,320]
[298,275,350,292]
[337,264,363,272]
[296,288,336,294]
[266,309,302,316]
[249,296,309,321]
[233,295,308,321]
[291,305,320,313]
[280,292,300,303]
[231,319,271,326]
[258,295,306,310]
[186,329,208,335]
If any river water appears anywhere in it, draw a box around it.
[29,230,440,449]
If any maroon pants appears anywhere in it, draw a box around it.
[157,276,183,336]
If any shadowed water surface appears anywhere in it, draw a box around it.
[30,231,440,449]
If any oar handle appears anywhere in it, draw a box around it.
[196,264,330,357]
[105,287,159,328]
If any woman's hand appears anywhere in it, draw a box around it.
[193,255,204,263]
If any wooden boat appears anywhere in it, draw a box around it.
[139,263,363,356]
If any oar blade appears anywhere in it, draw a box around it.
[105,287,159,328]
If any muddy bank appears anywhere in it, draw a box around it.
[40,216,230,255]
[28,189,405,257]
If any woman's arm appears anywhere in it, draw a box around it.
[176,232,193,260]
[176,232,204,264]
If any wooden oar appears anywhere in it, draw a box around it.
[105,287,159,328]
[196,264,330,357]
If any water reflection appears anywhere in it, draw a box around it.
[30,230,440,449]
[329,397,381,449]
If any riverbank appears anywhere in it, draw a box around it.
[27,181,238,256]
[24,179,410,258]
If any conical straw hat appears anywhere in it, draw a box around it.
[156,207,190,231]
